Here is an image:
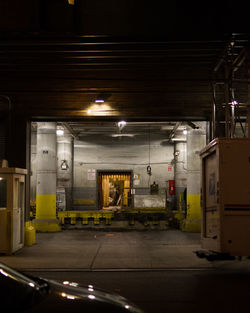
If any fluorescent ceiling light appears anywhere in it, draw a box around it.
[111,134,134,137]
[95,99,104,103]
[171,138,186,142]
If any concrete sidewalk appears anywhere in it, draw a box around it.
[1,229,249,270]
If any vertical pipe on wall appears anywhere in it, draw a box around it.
[174,142,187,213]
[212,84,216,140]
[225,65,231,138]
[34,122,60,232]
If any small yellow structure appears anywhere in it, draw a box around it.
[0,168,27,254]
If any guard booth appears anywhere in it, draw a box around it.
[200,138,250,257]
[0,167,27,254]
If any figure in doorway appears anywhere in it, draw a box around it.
[109,183,121,206]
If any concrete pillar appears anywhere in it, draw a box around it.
[34,122,60,232]
[174,142,187,211]
[183,122,206,232]
[57,134,73,210]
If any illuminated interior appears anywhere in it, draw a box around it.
[99,172,131,210]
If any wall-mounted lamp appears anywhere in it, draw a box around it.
[118,120,126,127]
[57,129,64,136]
[61,160,69,170]
[86,102,112,116]
[117,120,126,130]
[147,165,152,176]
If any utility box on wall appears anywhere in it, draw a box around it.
[200,138,250,256]
[0,168,27,254]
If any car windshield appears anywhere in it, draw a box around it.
[0,263,48,309]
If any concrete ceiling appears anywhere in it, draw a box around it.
[60,121,189,140]
[0,33,248,122]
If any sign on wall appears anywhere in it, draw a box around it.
[133,173,140,185]
[87,169,96,180]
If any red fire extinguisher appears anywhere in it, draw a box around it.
[169,180,175,195]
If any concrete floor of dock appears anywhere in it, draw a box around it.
[1,229,249,271]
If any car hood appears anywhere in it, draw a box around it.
[26,276,145,313]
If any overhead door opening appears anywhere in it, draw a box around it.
[98,171,132,210]
[28,120,212,230]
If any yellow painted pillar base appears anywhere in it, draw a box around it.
[34,219,61,232]
[35,194,61,232]
[182,194,201,233]
[182,219,201,232]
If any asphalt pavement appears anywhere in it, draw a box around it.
[22,268,250,313]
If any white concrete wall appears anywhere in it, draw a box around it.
[74,134,175,209]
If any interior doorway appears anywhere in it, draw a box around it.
[98,171,132,210]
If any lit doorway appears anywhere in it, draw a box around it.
[98,171,132,210]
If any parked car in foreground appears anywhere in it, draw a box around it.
[0,263,145,312]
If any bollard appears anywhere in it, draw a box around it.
[25,221,36,246]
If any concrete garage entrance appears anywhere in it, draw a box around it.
[30,120,208,232]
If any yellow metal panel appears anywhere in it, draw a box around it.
[74,199,95,205]
[102,175,109,207]
[186,194,201,220]
[183,194,201,232]
[123,177,130,207]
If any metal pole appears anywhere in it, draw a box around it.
[231,105,235,138]
[231,88,236,138]
[225,65,230,138]
[212,84,216,139]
